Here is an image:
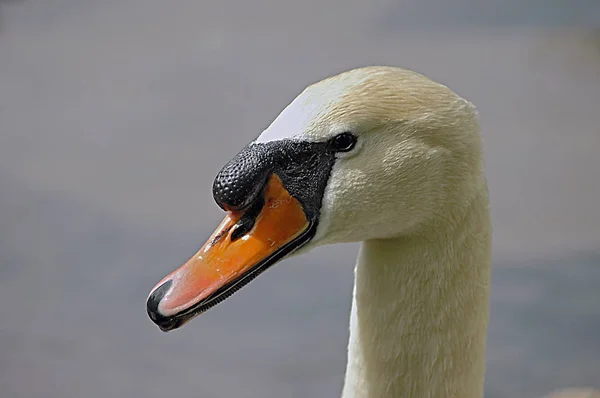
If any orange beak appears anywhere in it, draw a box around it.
[147,174,311,330]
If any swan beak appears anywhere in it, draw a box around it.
[147,174,310,331]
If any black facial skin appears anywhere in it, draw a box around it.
[147,134,356,331]
[214,140,335,218]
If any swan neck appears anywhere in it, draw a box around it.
[341,190,492,398]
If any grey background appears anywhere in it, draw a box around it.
[1,1,599,397]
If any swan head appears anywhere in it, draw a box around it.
[147,66,484,331]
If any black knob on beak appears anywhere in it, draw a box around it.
[212,145,273,211]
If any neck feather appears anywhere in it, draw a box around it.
[341,186,492,398]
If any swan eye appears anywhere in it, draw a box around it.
[330,132,357,152]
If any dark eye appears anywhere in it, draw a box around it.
[330,132,357,152]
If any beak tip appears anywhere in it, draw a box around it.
[146,279,173,326]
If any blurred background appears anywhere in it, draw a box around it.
[1,1,599,397]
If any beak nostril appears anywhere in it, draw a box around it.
[231,218,254,242]
[230,195,264,242]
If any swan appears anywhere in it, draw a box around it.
[147,66,492,398]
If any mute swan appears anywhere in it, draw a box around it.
[147,66,492,398]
